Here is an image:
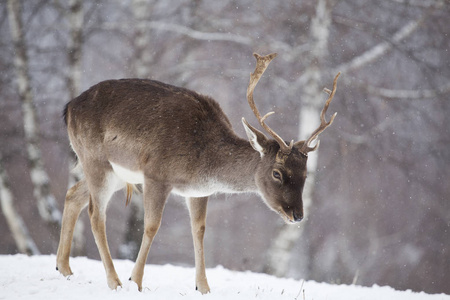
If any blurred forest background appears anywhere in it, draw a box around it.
[1,0,449,295]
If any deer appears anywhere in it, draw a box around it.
[56,52,340,294]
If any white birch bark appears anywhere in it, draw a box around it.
[67,0,83,101]
[0,155,40,255]
[66,0,85,256]
[131,0,154,79]
[7,0,61,237]
[265,0,332,277]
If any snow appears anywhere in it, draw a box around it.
[0,255,448,300]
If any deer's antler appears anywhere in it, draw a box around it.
[247,53,294,155]
[299,72,341,155]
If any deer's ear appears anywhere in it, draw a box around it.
[242,118,268,157]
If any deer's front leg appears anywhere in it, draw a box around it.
[130,180,171,291]
[56,180,89,276]
[187,197,210,294]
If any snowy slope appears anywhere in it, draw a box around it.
[0,255,448,300]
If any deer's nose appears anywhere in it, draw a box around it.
[293,211,303,222]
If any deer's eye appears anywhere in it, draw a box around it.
[272,170,282,182]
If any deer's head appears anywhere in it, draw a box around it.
[242,53,340,224]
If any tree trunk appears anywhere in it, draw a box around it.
[66,0,86,256]
[67,0,83,100]
[0,155,40,255]
[265,0,332,278]
[131,0,154,79]
[7,0,61,240]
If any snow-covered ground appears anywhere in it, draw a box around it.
[0,255,448,300]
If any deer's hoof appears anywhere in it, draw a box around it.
[56,264,73,277]
[196,283,211,294]
[129,276,143,292]
[107,277,122,290]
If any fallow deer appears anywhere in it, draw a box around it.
[56,53,340,294]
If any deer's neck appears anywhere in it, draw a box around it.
[210,136,261,193]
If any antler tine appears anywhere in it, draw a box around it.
[301,72,341,154]
[247,53,293,155]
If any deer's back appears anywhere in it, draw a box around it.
[64,79,238,176]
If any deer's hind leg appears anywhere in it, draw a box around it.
[56,179,89,276]
[85,167,124,290]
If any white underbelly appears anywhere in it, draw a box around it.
[171,186,215,198]
[172,181,236,198]
[109,161,144,184]
[109,161,236,198]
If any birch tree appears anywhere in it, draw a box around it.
[265,0,429,278]
[7,0,61,238]
[0,154,40,255]
[130,0,154,79]
[65,0,86,256]
[67,0,84,102]
[265,0,333,277]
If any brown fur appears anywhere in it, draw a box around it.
[56,57,338,293]
[56,78,309,293]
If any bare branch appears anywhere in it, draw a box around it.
[148,21,252,45]
[366,82,450,99]
[333,17,424,74]
[101,20,252,46]
[388,0,445,8]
